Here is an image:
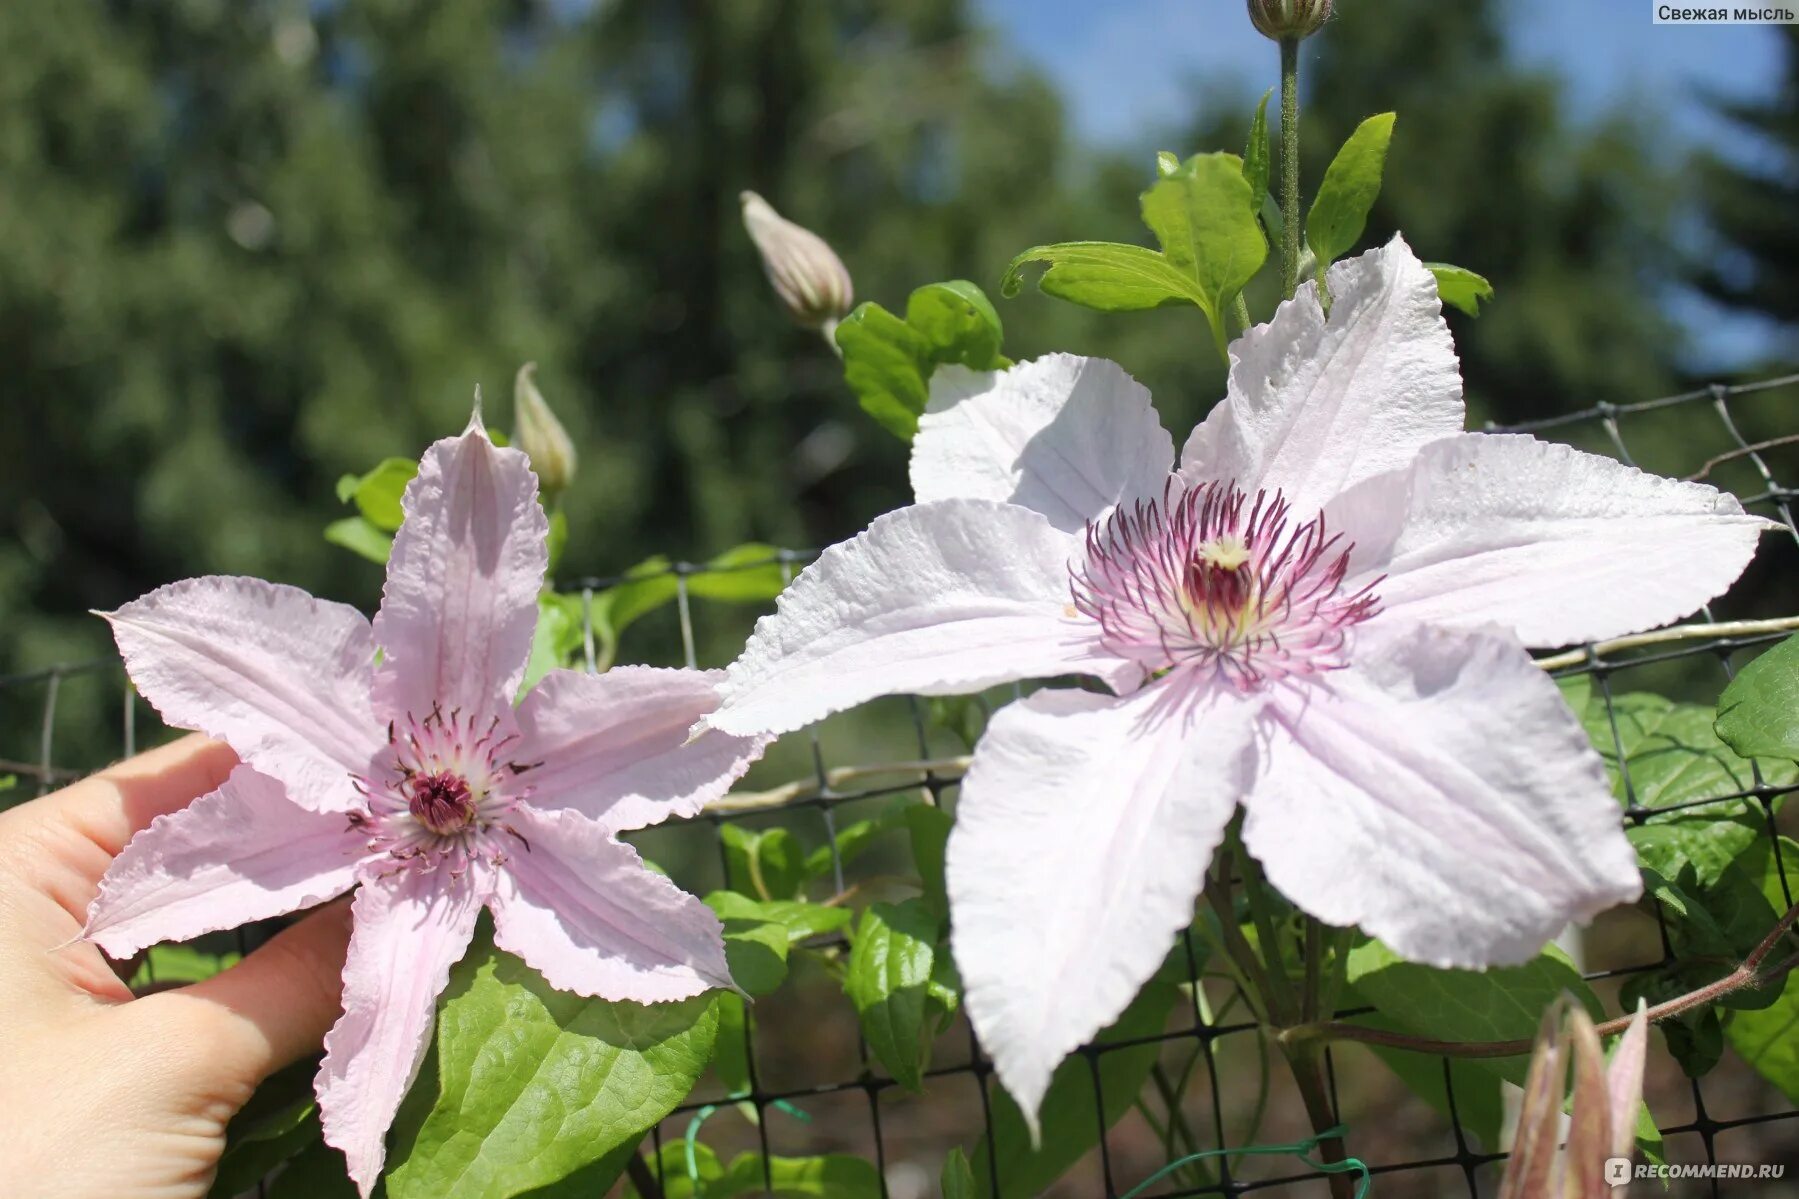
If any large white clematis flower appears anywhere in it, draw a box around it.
[707,237,1774,1129]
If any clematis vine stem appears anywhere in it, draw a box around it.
[1279,36,1302,298]
[1282,900,1799,1058]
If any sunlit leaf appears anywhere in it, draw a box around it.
[1307,113,1397,272]
[384,924,717,1199]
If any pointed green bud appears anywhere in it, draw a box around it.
[513,363,576,499]
[740,190,854,334]
[1247,0,1331,41]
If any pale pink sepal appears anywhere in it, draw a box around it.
[103,576,381,813]
[711,499,1140,738]
[1338,432,1776,648]
[912,354,1174,532]
[317,866,487,1198]
[489,805,733,1002]
[84,766,362,958]
[1181,235,1464,516]
[1243,623,1642,970]
[372,427,548,724]
[515,667,767,834]
[948,676,1261,1137]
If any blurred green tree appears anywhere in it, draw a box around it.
[0,0,1755,771]
[1693,25,1799,361]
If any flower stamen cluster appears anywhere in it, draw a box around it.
[349,705,539,877]
[1072,479,1379,686]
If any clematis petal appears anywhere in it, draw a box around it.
[372,425,548,724]
[515,667,767,833]
[318,866,485,1198]
[709,500,1140,737]
[84,766,362,957]
[1243,623,1642,969]
[490,805,732,1002]
[104,577,380,812]
[947,677,1260,1134]
[911,354,1175,532]
[1336,432,1772,647]
[1181,236,1463,516]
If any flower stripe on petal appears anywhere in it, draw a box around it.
[372,424,548,725]
[318,866,487,1198]
[84,766,363,958]
[104,576,381,813]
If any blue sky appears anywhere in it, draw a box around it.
[978,0,1784,151]
[978,0,1793,365]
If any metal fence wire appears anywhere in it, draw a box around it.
[8,371,1799,1198]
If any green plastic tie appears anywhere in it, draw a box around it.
[1118,1123,1370,1199]
[682,1097,812,1187]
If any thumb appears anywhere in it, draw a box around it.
[134,900,354,1090]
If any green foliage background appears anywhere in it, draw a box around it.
[1,0,1795,760]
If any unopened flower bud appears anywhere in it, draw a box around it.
[740,190,853,333]
[513,362,576,500]
[1247,0,1331,41]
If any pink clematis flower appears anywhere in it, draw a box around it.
[706,237,1774,1129]
[84,416,765,1195]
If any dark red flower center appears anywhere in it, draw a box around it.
[407,770,476,835]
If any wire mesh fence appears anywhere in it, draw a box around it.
[7,371,1799,1198]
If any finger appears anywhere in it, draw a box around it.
[133,900,354,1090]
[0,737,238,996]
[44,734,239,861]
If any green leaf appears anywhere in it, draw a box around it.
[1426,263,1494,317]
[1716,634,1799,762]
[835,301,931,439]
[905,803,954,923]
[588,544,788,669]
[845,899,953,1092]
[1306,113,1397,271]
[1003,241,1208,312]
[1155,150,1181,178]
[714,991,753,1097]
[341,457,418,531]
[267,1138,358,1199]
[1243,89,1274,215]
[208,1060,321,1198]
[720,824,807,901]
[941,1147,976,1199]
[1004,153,1265,357]
[545,507,568,576]
[520,592,583,696]
[689,542,789,602]
[324,516,394,564]
[705,891,853,945]
[1347,941,1599,1086]
[715,1153,884,1198]
[973,974,1179,1199]
[1580,691,1795,876]
[835,282,1008,441]
[712,905,790,996]
[131,942,239,988]
[384,924,718,1199]
[905,280,1008,372]
[1139,152,1268,349]
[1724,835,1799,1101]
[703,892,853,996]
[627,1141,723,1199]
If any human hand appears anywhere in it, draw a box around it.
[0,736,352,1199]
